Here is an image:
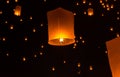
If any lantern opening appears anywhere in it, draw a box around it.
[48,38,75,46]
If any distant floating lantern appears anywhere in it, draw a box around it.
[6,0,9,4]
[15,0,18,2]
[47,7,75,46]
[14,5,21,16]
[83,0,86,4]
[106,37,120,77]
[106,4,109,8]
[100,0,102,3]
[87,8,94,16]
[0,11,2,14]
[111,4,114,9]
[89,2,92,6]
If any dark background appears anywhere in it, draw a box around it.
[0,0,120,77]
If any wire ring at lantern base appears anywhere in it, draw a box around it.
[48,38,75,46]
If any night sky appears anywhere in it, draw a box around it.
[0,0,120,77]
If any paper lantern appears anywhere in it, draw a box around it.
[47,7,75,46]
[14,5,21,16]
[106,37,120,77]
[87,8,94,16]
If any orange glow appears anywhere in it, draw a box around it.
[14,5,21,16]
[77,63,81,67]
[106,37,120,77]
[22,57,26,61]
[88,8,94,16]
[83,0,86,4]
[47,7,75,46]
[100,0,102,3]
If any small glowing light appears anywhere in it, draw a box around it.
[117,17,120,20]
[73,46,76,49]
[77,63,81,67]
[14,5,21,16]
[6,53,9,56]
[114,0,116,1]
[22,57,26,61]
[73,12,76,15]
[74,43,77,47]
[33,28,36,32]
[6,0,9,4]
[24,37,28,41]
[100,0,102,3]
[83,0,86,4]
[101,3,104,6]
[110,27,113,31]
[76,2,79,6]
[63,60,66,64]
[41,45,44,48]
[76,40,79,43]
[34,54,37,58]
[106,4,109,8]
[40,24,43,27]
[116,33,120,37]
[40,52,43,55]
[77,70,81,75]
[15,0,18,2]
[10,25,14,30]
[105,51,108,54]
[89,2,92,6]
[110,4,114,9]
[30,16,32,20]
[82,40,85,43]
[88,8,94,16]
[89,66,93,70]
[105,0,108,2]
[84,11,87,15]
[2,37,6,41]
[5,21,8,24]
[80,36,82,39]
[52,67,55,71]
[20,19,23,22]
[117,12,120,14]
[101,13,104,16]
[103,5,106,8]
[0,11,2,14]
[107,7,110,11]
[59,38,64,42]
[44,0,46,2]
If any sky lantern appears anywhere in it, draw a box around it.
[106,37,120,77]
[47,7,75,46]
[14,5,21,16]
[87,8,94,16]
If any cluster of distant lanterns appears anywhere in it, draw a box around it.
[14,6,93,46]
[13,5,120,77]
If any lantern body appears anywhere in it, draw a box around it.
[106,37,120,77]
[47,7,75,46]
[14,5,21,16]
[88,8,94,16]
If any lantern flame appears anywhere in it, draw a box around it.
[59,38,64,42]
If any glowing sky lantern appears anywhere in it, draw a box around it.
[106,37,120,77]
[87,8,94,16]
[47,7,75,46]
[14,5,21,16]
